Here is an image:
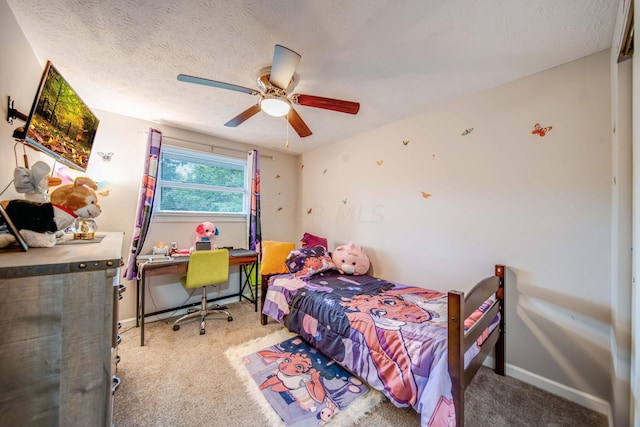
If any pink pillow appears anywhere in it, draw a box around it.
[301,232,328,249]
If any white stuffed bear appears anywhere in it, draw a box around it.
[331,241,370,275]
[13,161,61,203]
[0,177,101,248]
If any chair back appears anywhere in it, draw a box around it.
[182,249,229,289]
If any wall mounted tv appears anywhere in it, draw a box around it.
[13,60,99,172]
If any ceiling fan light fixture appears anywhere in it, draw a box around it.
[260,95,290,117]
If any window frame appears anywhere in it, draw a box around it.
[153,145,248,222]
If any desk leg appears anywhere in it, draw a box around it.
[140,271,146,346]
[238,266,242,303]
[238,259,259,312]
[136,278,140,328]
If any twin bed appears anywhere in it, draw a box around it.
[259,263,505,427]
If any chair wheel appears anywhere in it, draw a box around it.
[227,316,233,322]
[199,328,206,335]
[173,325,180,331]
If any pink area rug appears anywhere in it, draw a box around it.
[225,329,384,426]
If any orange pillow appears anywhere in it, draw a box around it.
[261,241,295,275]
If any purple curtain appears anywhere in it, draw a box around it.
[248,150,262,257]
[124,128,162,280]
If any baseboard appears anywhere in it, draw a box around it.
[120,317,137,329]
[118,295,240,330]
[484,356,612,423]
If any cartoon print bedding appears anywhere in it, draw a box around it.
[262,270,500,426]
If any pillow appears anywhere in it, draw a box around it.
[261,241,296,275]
[300,232,328,249]
[286,245,336,279]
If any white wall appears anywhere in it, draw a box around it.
[0,0,44,199]
[609,2,633,426]
[629,0,640,424]
[300,50,613,411]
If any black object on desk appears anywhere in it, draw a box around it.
[136,249,258,346]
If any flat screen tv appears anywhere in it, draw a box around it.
[13,61,99,172]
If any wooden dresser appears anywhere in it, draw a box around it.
[0,232,124,427]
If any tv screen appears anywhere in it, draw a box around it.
[14,61,99,172]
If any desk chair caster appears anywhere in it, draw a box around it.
[197,315,232,334]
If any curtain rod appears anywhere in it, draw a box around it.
[163,135,275,160]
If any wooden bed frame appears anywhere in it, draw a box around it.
[260,264,506,427]
[448,264,505,426]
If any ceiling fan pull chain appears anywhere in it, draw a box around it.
[285,112,289,148]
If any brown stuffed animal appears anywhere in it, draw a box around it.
[0,177,102,248]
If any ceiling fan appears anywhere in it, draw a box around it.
[177,45,360,138]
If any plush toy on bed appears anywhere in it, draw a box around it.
[331,241,370,275]
[0,176,101,248]
[190,221,219,251]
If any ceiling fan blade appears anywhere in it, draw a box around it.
[178,74,258,96]
[270,45,301,90]
[224,104,262,127]
[286,107,312,137]
[292,94,360,115]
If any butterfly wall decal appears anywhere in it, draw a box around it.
[532,123,552,137]
[461,128,474,136]
[376,160,383,166]
[402,140,409,145]
[421,191,432,198]
[98,152,114,161]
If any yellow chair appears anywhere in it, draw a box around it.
[172,249,232,335]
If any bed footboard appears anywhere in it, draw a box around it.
[448,265,505,427]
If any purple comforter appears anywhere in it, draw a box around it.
[262,270,498,426]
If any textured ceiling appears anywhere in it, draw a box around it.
[6,0,618,154]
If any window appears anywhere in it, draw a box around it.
[156,146,247,215]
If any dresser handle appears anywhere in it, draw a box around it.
[112,376,121,394]
[116,334,122,346]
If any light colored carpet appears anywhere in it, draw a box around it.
[113,301,607,426]
[223,328,385,427]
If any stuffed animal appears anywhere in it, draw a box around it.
[13,161,62,202]
[190,221,219,251]
[331,241,370,275]
[0,176,101,248]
